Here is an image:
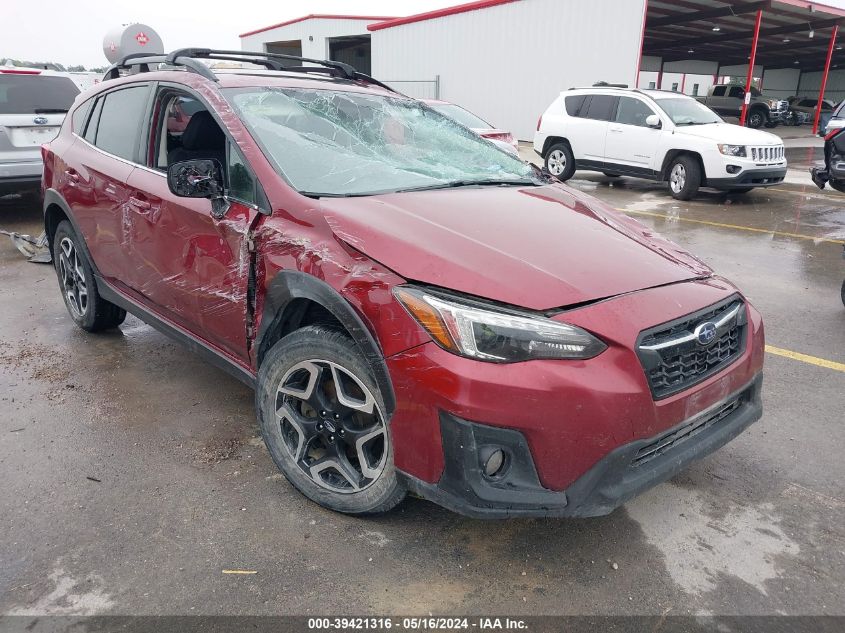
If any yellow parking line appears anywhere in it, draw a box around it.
[222,569,258,575]
[765,345,845,372]
[616,208,845,245]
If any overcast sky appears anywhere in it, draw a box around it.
[6,0,845,68]
[4,0,460,68]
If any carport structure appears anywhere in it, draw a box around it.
[641,0,845,132]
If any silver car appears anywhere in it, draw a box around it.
[0,69,79,199]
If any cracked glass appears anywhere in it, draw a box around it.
[224,87,537,197]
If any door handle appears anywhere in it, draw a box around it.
[609,127,623,133]
[128,196,151,211]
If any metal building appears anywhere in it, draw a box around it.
[240,0,845,140]
[369,0,647,140]
[239,14,395,76]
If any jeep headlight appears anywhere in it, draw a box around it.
[394,286,607,362]
[718,144,747,157]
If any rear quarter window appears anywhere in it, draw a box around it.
[71,98,94,135]
[565,95,587,117]
[0,74,79,114]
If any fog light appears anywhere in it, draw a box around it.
[726,165,741,174]
[482,448,506,478]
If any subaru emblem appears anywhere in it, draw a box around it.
[33,116,48,125]
[694,321,718,346]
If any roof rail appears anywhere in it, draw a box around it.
[103,48,398,93]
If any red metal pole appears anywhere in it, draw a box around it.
[681,73,686,93]
[657,62,664,89]
[813,25,839,135]
[740,9,763,127]
[634,0,648,88]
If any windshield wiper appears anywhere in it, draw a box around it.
[395,178,539,193]
[34,108,69,114]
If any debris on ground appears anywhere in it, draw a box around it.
[0,230,51,263]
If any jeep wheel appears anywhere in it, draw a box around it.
[667,156,701,200]
[747,110,766,129]
[256,325,406,515]
[544,143,575,181]
[53,220,126,332]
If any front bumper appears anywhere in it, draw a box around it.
[403,374,762,518]
[386,279,765,516]
[708,167,787,189]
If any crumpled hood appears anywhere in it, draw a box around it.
[674,122,782,145]
[321,184,711,311]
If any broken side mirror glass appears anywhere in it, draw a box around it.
[167,159,230,218]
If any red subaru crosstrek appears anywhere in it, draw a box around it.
[41,50,764,518]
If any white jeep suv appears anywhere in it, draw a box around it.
[534,87,787,200]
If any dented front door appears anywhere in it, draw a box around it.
[122,167,259,363]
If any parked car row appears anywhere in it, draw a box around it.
[38,49,765,519]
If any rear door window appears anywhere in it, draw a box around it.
[91,85,150,162]
[728,86,744,99]
[582,95,618,121]
[0,74,79,114]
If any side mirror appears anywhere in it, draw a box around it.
[167,159,229,218]
[167,159,224,198]
[645,114,662,129]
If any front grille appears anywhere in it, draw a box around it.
[632,393,745,466]
[750,146,784,162]
[636,297,747,400]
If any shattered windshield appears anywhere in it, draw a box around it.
[224,87,536,197]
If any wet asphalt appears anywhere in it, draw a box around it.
[0,154,843,618]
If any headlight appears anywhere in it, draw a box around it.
[393,286,607,362]
[718,144,747,157]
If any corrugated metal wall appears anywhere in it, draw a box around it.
[799,69,845,103]
[371,0,647,140]
[240,18,375,60]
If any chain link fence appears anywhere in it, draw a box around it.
[383,76,440,99]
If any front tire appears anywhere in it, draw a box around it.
[53,220,126,332]
[747,110,767,129]
[256,325,406,515]
[667,155,702,200]
[544,142,576,181]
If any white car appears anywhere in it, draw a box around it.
[534,87,787,200]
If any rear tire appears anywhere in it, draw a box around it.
[544,142,576,181]
[667,155,702,200]
[53,220,126,332]
[256,325,406,515]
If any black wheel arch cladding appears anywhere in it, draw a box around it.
[257,270,397,417]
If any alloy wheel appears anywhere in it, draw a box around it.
[547,149,567,176]
[58,236,88,318]
[275,359,387,494]
[669,164,686,194]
